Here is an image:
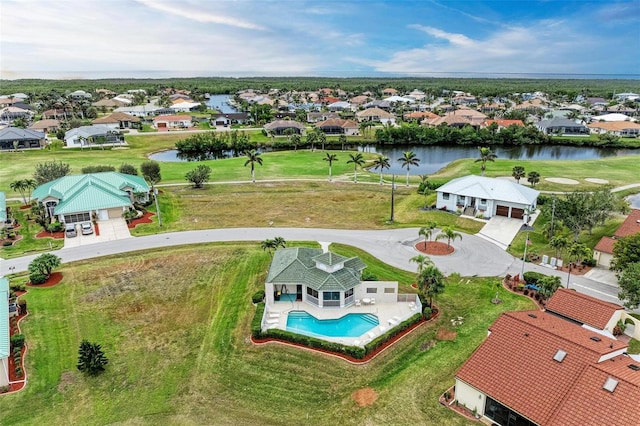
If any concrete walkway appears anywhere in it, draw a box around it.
[477,217,524,250]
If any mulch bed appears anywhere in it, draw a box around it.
[19,204,31,210]
[35,230,64,239]
[128,212,155,229]
[414,241,454,256]
[3,310,28,394]
[26,272,63,288]
[440,386,480,421]
[555,264,591,276]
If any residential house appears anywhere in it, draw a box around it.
[588,121,640,137]
[212,113,250,126]
[585,97,608,107]
[64,125,121,148]
[381,88,398,96]
[0,192,6,227]
[152,115,193,130]
[91,112,140,130]
[454,310,638,426]
[383,95,415,104]
[535,117,589,136]
[356,107,396,124]
[422,114,474,128]
[327,101,353,112]
[307,112,340,123]
[349,95,371,106]
[0,127,45,150]
[263,120,306,136]
[403,111,439,122]
[590,113,633,122]
[479,102,505,114]
[32,172,150,224]
[362,100,391,110]
[482,119,525,130]
[42,109,72,120]
[1,276,10,387]
[436,175,539,220]
[92,98,129,109]
[114,102,170,118]
[604,104,637,116]
[315,118,359,135]
[69,90,92,99]
[0,106,34,123]
[594,209,640,268]
[514,98,548,114]
[95,88,117,98]
[170,100,203,113]
[614,92,639,102]
[28,119,60,134]
[407,89,426,101]
[451,95,477,106]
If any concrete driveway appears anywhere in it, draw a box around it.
[64,219,130,248]
[477,216,526,250]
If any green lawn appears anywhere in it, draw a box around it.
[0,243,535,425]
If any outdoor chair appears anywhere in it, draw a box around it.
[355,299,361,307]
[370,298,376,305]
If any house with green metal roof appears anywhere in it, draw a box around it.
[32,172,150,224]
[1,277,10,387]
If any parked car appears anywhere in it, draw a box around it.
[65,223,77,238]
[80,222,93,235]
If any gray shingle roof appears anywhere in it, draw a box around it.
[0,127,45,141]
[267,248,366,291]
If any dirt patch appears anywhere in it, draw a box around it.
[352,387,378,407]
[421,340,436,351]
[35,230,64,239]
[58,371,77,394]
[128,212,155,229]
[27,271,64,288]
[436,328,457,341]
[414,241,454,256]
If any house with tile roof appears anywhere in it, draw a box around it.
[0,127,45,150]
[482,119,525,130]
[535,117,589,136]
[263,120,306,136]
[588,120,640,137]
[152,115,193,130]
[28,119,60,134]
[315,118,359,135]
[356,107,396,124]
[0,277,9,387]
[593,209,640,268]
[454,310,639,425]
[32,172,149,224]
[436,175,539,220]
[64,124,122,148]
[91,112,140,130]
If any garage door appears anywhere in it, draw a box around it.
[157,122,167,128]
[511,208,524,219]
[496,205,509,217]
[108,208,123,218]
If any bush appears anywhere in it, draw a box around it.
[10,334,25,349]
[2,240,12,246]
[251,290,265,304]
[361,269,378,281]
[423,307,432,319]
[583,258,596,267]
[29,272,47,285]
[47,221,64,232]
[15,367,23,377]
[523,271,545,285]
[251,302,266,338]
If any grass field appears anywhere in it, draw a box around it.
[0,243,536,425]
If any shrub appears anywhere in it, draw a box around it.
[47,221,64,232]
[523,289,529,296]
[251,302,266,338]
[423,306,432,319]
[0,385,9,393]
[15,367,23,377]
[2,240,12,246]
[361,269,378,281]
[251,290,265,304]
[10,334,25,349]
[29,272,47,285]
[523,271,545,285]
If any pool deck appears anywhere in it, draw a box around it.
[264,300,420,347]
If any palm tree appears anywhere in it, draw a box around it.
[568,242,591,267]
[323,153,338,181]
[527,171,540,187]
[418,225,436,249]
[260,239,276,257]
[338,134,347,151]
[314,128,327,151]
[549,235,569,259]
[244,149,263,183]
[410,254,433,275]
[417,265,445,308]
[397,151,420,186]
[475,147,497,176]
[290,133,301,151]
[306,131,317,151]
[23,179,36,204]
[9,179,27,205]
[372,155,390,185]
[512,166,526,184]
[435,226,462,248]
[346,152,365,183]
[273,236,287,249]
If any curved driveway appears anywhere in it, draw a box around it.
[0,227,628,308]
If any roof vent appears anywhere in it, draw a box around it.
[603,377,618,393]
[629,364,640,371]
[553,349,567,362]
[528,313,537,318]
[590,336,602,342]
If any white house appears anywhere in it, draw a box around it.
[436,175,539,220]
[0,276,10,387]
[152,115,193,129]
[64,125,121,148]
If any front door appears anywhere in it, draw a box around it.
[296,285,303,301]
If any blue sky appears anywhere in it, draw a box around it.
[1,0,639,79]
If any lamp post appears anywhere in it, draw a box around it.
[154,188,162,227]
[520,232,530,277]
[566,262,572,289]
[389,174,396,223]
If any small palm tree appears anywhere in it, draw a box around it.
[417,265,445,309]
[410,254,433,275]
[324,152,338,181]
[527,171,540,187]
[398,151,420,186]
[261,239,276,257]
[435,226,462,248]
[244,149,263,183]
[273,236,287,249]
[338,134,347,151]
[347,152,365,183]
[9,179,27,205]
[512,165,526,184]
[372,155,390,185]
[475,147,497,176]
[549,235,569,259]
[315,128,327,151]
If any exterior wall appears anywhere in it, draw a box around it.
[454,379,486,417]
[265,282,275,305]
[344,127,359,136]
[0,357,8,387]
[604,310,625,333]
[492,200,532,220]
[593,250,613,268]
[621,312,640,340]
[354,281,398,304]
[108,207,124,218]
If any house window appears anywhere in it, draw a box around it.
[480,199,487,205]
[63,212,91,223]
[384,288,395,294]
[366,288,377,294]
[485,396,536,426]
[323,291,340,301]
[442,193,450,200]
[345,289,354,298]
[457,195,466,205]
[306,287,318,299]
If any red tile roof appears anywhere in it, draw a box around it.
[545,289,623,329]
[484,119,525,127]
[315,118,358,129]
[455,310,626,425]
[594,236,617,254]
[404,111,439,119]
[614,209,640,238]
[153,115,192,122]
[549,355,640,426]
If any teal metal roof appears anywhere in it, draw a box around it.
[0,277,9,358]
[0,192,6,223]
[267,248,366,291]
[32,172,150,214]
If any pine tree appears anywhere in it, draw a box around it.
[77,340,109,376]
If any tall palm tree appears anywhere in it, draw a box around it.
[338,134,347,151]
[435,226,462,248]
[244,149,263,183]
[290,133,301,151]
[346,152,365,183]
[306,131,317,151]
[549,235,569,259]
[397,151,420,186]
[23,179,36,204]
[9,180,27,205]
[475,147,497,176]
[314,128,327,151]
[323,152,338,181]
[512,165,526,183]
[410,254,433,275]
[261,238,276,257]
[372,155,390,185]
[418,225,436,249]
[417,265,445,308]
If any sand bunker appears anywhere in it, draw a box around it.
[585,178,609,184]
[545,177,579,185]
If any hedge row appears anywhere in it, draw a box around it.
[250,302,423,360]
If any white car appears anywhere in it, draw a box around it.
[80,222,93,235]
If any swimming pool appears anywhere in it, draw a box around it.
[286,311,379,338]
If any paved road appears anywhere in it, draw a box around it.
[1,227,631,309]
